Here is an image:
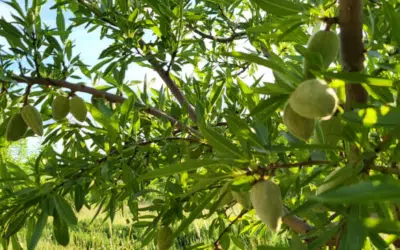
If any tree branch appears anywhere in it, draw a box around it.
[214,209,248,247]
[339,0,368,109]
[8,75,201,137]
[139,40,198,123]
[192,29,246,43]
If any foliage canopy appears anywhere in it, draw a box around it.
[0,0,400,249]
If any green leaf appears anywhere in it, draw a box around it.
[319,71,395,87]
[200,125,246,159]
[142,0,176,19]
[250,0,304,15]
[28,212,48,250]
[56,8,65,32]
[222,52,285,73]
[74,186,85,212]
[342,107,400,127]
[45,35,62,52]
[90,58,114,73]
[338,205,367,250]
[254,83,293,95]
[53,211,69,246]
[225,112,265,148]
[312,177,400,204]
[289,232,307,250]
[247,16,305,33]
[368,232,388,249]
[307,224,340,250]
[138,159,236,181]
[250,95,288,116]
[53,195,78,226]
[173,188,219,237]
[257,246,291,250]
[364,218,400,234]
[4,212,28,238]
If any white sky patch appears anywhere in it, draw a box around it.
[0,1,15,21]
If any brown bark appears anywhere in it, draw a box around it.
[339,0,368,109]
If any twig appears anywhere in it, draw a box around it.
[369,165,400,177]
[214,209,248,247]
[232,63,250,77]
[23,84,32,106]
[218,5,236,33]
[320,17,339,31]
[173,122,228,135]
[136,136,206,146]
[270,160,332,169]
[192,29,246,43]
[167,49,178,73]
[139,40,197,123]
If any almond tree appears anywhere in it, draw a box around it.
[0,0,399,249]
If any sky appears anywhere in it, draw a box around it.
[0,0,274,154]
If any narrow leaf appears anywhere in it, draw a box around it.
[53,195,78,226]
[200,126,246,159]
[173,189,219,237]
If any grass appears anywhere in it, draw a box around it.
[12,204,290,250]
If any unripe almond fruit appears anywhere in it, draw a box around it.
[21,105,43,136]
[5,113,28,141]
[157,226,173,250]
[289,79,338,120]
[231,191,252,209]
[283,103,315,141]
[304,30,340,78]
[250,180,284,232]
[69,96,87,122]
[52,96,69,120]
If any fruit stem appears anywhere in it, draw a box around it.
[23,84,32,106]
[320,17,339,31]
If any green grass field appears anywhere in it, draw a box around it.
[12,204,289,250]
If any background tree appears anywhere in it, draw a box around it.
[0,0,400,249]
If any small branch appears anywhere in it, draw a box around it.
[232,63,251,77]
[137,136,206,146]
[9,75,201,137]
[167,49,178,73]
[33,52,41,78]
[320,17,339,31]
[23,84,32,106]
[139,40,198,123]
[173,122,228,135]
[214,209,248,247]
[270,160,332,169]
[369,165,400,177]
[217,5,236,33]
[192,28,246,43]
